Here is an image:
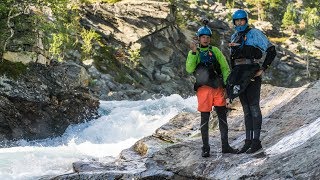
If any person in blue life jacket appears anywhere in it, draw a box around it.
[186,19,238,157]
[228,9,276,154]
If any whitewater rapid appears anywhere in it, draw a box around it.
[0,94,197,180]
[2,93,319,180]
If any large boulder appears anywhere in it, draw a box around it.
[0,61,99,142]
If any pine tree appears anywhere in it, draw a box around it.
[301,7,319,78]
[281,3,297,30]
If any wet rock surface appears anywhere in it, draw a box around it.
[51,81,320,179]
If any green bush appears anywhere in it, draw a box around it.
[128,49,141,68]
[282,3,298,29]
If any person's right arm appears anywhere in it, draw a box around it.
[250,29,276,71]
[186,51,198,73]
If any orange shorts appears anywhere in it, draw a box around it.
[196,85,226,112]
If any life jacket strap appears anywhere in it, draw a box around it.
[234,58,258,65]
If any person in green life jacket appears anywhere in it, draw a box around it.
[186,19,238,157]
[228,9,276,154]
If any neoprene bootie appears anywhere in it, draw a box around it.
[222,142,239,154]
[238,139,252,154]
[202,146,210,157]
[246,139,262,154]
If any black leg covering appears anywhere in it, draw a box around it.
[250,104,262,140]
[200,112,210,149]
[215,106,238,154]
[242,104,253,140]
[215,106,228,143]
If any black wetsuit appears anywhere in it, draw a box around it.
[229,27,276,142]
[239,76,262,140]
[201,106,229,150]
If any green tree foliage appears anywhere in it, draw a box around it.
[80,28,100,59]
[0,0,115,61]
[302,7,320,30]
[298,5,319,78]
[42,0,101,61]
[265,0,286,26]
[301,7,319,59]
[278,1,319,37]
[41,0,82,61]
[0,0,38,53]
[80,0,121,4]
[245,0,265,20]
[226,0,235,9]
[245,0,284,22]
[281,3,297,29]
[128,48,141,68]
[267,0,282,8]
[302,0,320,9]
[0,1,12,17]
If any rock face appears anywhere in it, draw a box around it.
[2,14,49,65]
[4,0,318,102]
[51,81,320,179]
[80,0,194,99]
[79,0,320,101]
[0,62,99,142]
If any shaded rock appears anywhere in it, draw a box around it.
[0,62,99,142]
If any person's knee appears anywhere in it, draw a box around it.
[249,105,262,118]
[242,105,251,116]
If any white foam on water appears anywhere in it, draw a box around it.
[0,94,197,179]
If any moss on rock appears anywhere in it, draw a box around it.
[0,60,27,79]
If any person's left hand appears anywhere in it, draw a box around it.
[254,69,264,77]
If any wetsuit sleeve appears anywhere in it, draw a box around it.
[262,45,276,70]
[246,29,276,70]
[212,47,230,84]
[186,50,198,73]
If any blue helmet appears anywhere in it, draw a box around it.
[232,9,248,32]
[196,26,212,37]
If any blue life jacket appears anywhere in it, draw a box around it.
[231,27,272,53]
[230,28,251,56]
[199,47,216,66]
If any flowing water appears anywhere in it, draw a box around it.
[1,93,319,180]
[0,94,197,180]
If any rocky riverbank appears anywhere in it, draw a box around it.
[50,81,320,179]
[0,61,99,142]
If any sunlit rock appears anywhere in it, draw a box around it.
[52,81,320,180]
